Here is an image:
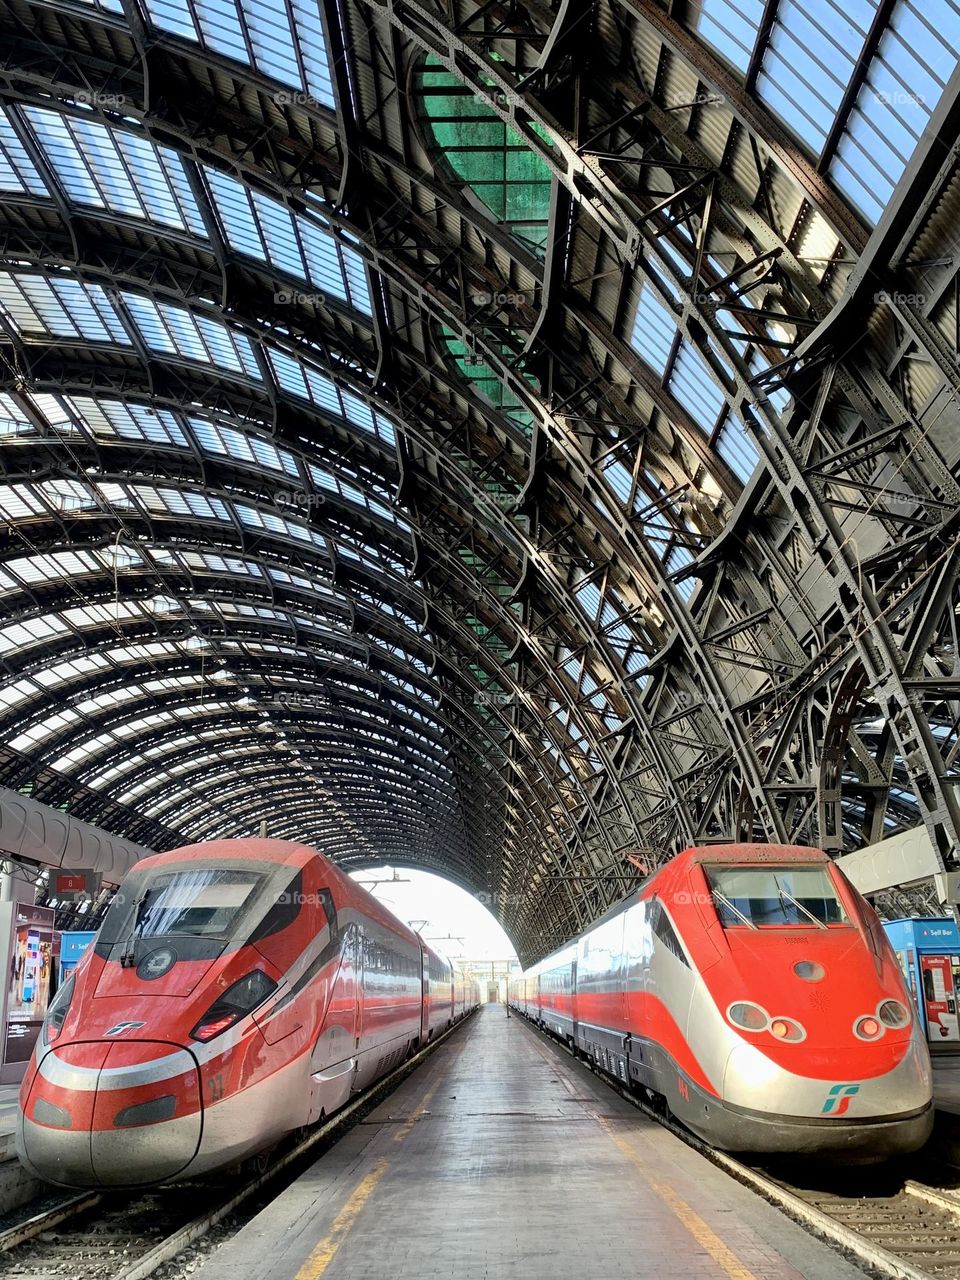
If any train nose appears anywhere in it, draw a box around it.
[18,1040,203,1187]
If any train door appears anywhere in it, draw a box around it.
[355,925,365,1062]
[419,941,429,1043]
[920,954,960,1043]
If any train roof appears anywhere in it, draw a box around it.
[141,838,321,870]
[523,842,834,972]
[680,843,828,866]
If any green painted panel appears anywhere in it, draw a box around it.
[418,56,553,253]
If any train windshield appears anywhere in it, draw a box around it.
[98,864,273,949]
[126,869,264,938]
[705,865,848,929]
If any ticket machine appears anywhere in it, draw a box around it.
[883,917,960,1052]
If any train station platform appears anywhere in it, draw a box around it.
[933,1057,960,1116]
[193,1006,868,1280]
[0,1082,18,1160]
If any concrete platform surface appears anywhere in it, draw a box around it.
[933,1057,960,1115]
[0,1082,18,1161]
[193,1006,868,1280]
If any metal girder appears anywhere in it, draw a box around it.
[0,0,958,960]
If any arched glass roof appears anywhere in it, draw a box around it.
[0,0,957,959]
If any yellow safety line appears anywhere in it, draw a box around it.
[521,1022,760,1279]
[598,1117,759,1280]
[294,1074,444,1280]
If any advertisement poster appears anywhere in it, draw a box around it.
[921,953,960,1043]
[3,904,55,1065]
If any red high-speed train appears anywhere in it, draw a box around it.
[509,844,933,1159]
[17,839,478,1187]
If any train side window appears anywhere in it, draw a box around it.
[249,870,304,943]
[650,899,688,966]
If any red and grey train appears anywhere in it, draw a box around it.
[17,838,479,1187]
[509,843,933,1159]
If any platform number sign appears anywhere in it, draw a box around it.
[821,1083,860,1114]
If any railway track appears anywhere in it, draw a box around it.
[517,1013,960,1280]
[0,1013,473,1280]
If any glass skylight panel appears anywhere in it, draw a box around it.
[0,614,68,655]
[265,351,396,447]
[69,398,189,446]
[0,393,35,436]
[0,113,47,195]
[0,274,129,343]
[144,0,336,105]
[205,171,369,311]
[0,676,39,714]
[666,546,696,600]
[62,601,142,630]
[670,343,725,433]
[716,417,760,482]
[756,0,878,156]
[121,293,262,377]
[575,578,602,622]
[601,458,634,506]
[0,485,47,520]
[10,708,82,752]
[23,109,206,235]
[253,192,304,278]
[688,0,764,73]
[630,284,676,376]
[192,0,252,63]
[830,0,960,223]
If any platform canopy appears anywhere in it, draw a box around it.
[0,0,959,961]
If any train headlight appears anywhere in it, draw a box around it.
[878,999,911,1029]
[769,1017,805,1042]
[793,961,824,982]
[854,1015,884,1040]
[41,973,75,1048]
[191,970,278,1043]
[727,1001,768,1031]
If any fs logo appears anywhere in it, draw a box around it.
[104,1021,145,1037]
[822,1083,860,1115]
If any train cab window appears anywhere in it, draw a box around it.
[116,868,265,940]
[649,899,689,966]
[249,871,305,943]
[705,865,848,929]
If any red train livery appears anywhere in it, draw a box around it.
[509,844,933,1159]
[17,838,478,1186]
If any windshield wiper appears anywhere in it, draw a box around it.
[777,885,827,929]
[712,890,757,930]
[119,888,153,967]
